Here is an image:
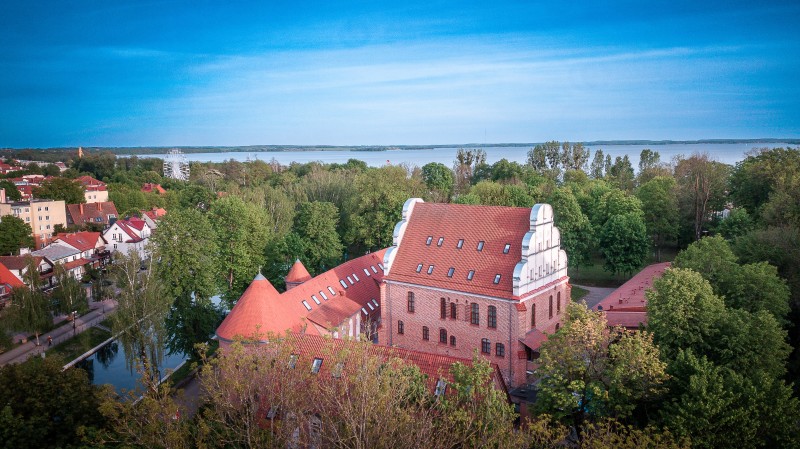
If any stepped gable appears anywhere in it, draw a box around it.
[384,202,532,299]
[216,273,289,342]
[285,259,312,289]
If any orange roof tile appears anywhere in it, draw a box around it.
[306,296,363,329]
[62,258,90,271]
[67,201,118,225]
[0,262,24,288]
[385,202,532,299]
[141,183,166,194]
[595,262,671,328]
[216,273,286,342]
[285,259,312,283]
[54,231,102,252]
[519,328,548,351]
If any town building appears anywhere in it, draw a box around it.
[141,207,166,230]
[75,175,109,203]
[379,199,570,388]
[0,255,53,284]
[0,261,24,308]
[216,251,387,346]
[0,199,68,248]
[66,201,118,229]
[594,262,670,329]
[53,231,109,268]
[102,217,152,258]
[31,241,88,280]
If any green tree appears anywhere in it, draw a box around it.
[0,215,34,255]
[292,201,344,274]
[32,177,85,204]
[547,187,593,268]
[713,207,754,240]
[607,156,635,191]
[50,264,89,316]
[0,180,21,201]
[589,149,605,179]
[421,162,454,201]
[3,258,50,346]
[729,148,800,223]
[208,196,271,305]
[599,213,649,276]
[637,176,678,261]
[0,356,107,449]
[674,154,731,241]
[535,303,668,433]
[722,262,791,325]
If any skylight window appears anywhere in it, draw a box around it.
[354,273,360,282]
[416,263,423,273]
[340,280,348,289]
[427,265,434,275]
[437,237,444,247]
[320,290,328,300]
[426,236,433,245]
[311,295,321,305]
[367,302,375,311]
[363,268,371,276]
[477,241,485,251]
[447,267,455,277]
[289,354,298,369]
[434,379,447,397]
[333,362,344,378]
[361,307,368,315]
[503,244,511,254]
[328,286,336,296]
[347,276,354,285]
[378,263,384,270]
[371,299,379,307]
[302,300,312,311]
[311,358,323,373]
[494,274,501,284]
[467,270,475,280]
[457,239,464,249]
[371,266,378,273]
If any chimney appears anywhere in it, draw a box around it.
[80,203,84,215]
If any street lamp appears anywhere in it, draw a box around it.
[72,310,77,335]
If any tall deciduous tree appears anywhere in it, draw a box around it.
[421,162,454,202]
[599,213,649,276]
[548,187,593,268]
[0,215,34,255]
[292,201,343,274]
[674,154,731,241]
[0,180,22,201]
[32,177,85,204]
[4,257,50,346]
[208,196,271,305]
[50,264,88,316]
[637,176,679,261]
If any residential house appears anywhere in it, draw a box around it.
[0,255,53,285]
[380,200,570,388]
[141,183,166,195]
[102,217,152,259]
[141,207,166,230]
[75,175,109,203]
[54,231,109,268]
[31,241,88,281]
[0,199,68,248]
[0,162,24,175]
[0,261,25,308]
[66,201,118,229]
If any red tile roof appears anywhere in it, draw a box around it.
[519,328,548,351]
[141,183,166,194]
[285,259,312,283]
[113,220,144,243]
[595,262,671,329]
[75,175,107,191]
[126,217,147,231]
[54,231,102,252]
[67,201,118,225]
[0,255,42,271]
[0,262,24,288]
[216,250,387,341]
[62,258,90,271]
[306,296,363,330]
[143,207,166,221]
[385,202,532,299]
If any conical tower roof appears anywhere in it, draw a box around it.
[285,259,312,283]
[216,273,286,342]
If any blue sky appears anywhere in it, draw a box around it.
[1,0,798,147]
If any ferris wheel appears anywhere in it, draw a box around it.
[163,149,190,181]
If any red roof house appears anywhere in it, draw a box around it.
[285,259,312,290]
[75,176,107,192]
[141,183,166,195]
[594,262,671,329]
[0,261,25,305]
[66,201,118,227]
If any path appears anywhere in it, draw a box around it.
[0,299,117,366]
[572,284,617,310]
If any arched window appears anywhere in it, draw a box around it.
[488,305,497,328]
[440,298,447,319]
[450,335,456,346]
[557,292,561,313]
[481,338,491,354]
[471,303,480,325]
[439,328,448,344]
[450,303,457,319]
[496,343,505,357]
[422,326,429,341]
[398,320,404,335]
[531,303,536,328]
[407,292,415,313]
[549,295,553,319]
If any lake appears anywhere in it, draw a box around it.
[141,142,794,169]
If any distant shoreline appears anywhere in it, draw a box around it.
[2,139,798,155]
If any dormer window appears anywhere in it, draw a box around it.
[437,237,444,247]
[503,244,511,254]
[467,270,475,280]
[477,241,484,251]
[494,274,501,284]
[447,267,455,278]
[427,265,434,275]
[416,263,423,273]
[426,236,433,245]
[347,276,354,285]
[371,266,378,273]
[363,268,371,276]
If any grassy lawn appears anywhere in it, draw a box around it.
[48,327,112,362]
[571,286,590,302]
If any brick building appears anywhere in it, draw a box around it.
[379,199,570,387]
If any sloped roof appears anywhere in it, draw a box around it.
[67,201,118,224]
[595,262,671,329]
[0,262,24,288]
[216,273,290,342]
[75,175,107,191]
[32,242,80,262]
[306,296,363,330]
[55,231,102,252]
[386,202,532,299]
[62,258,90,271]
[126,217,147,231]
[216,250,388,340]
[111,220,144,243]
[285,259,312,283]
[143,207,166,221]
[141,183,166,194]
[0,255,42,271]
